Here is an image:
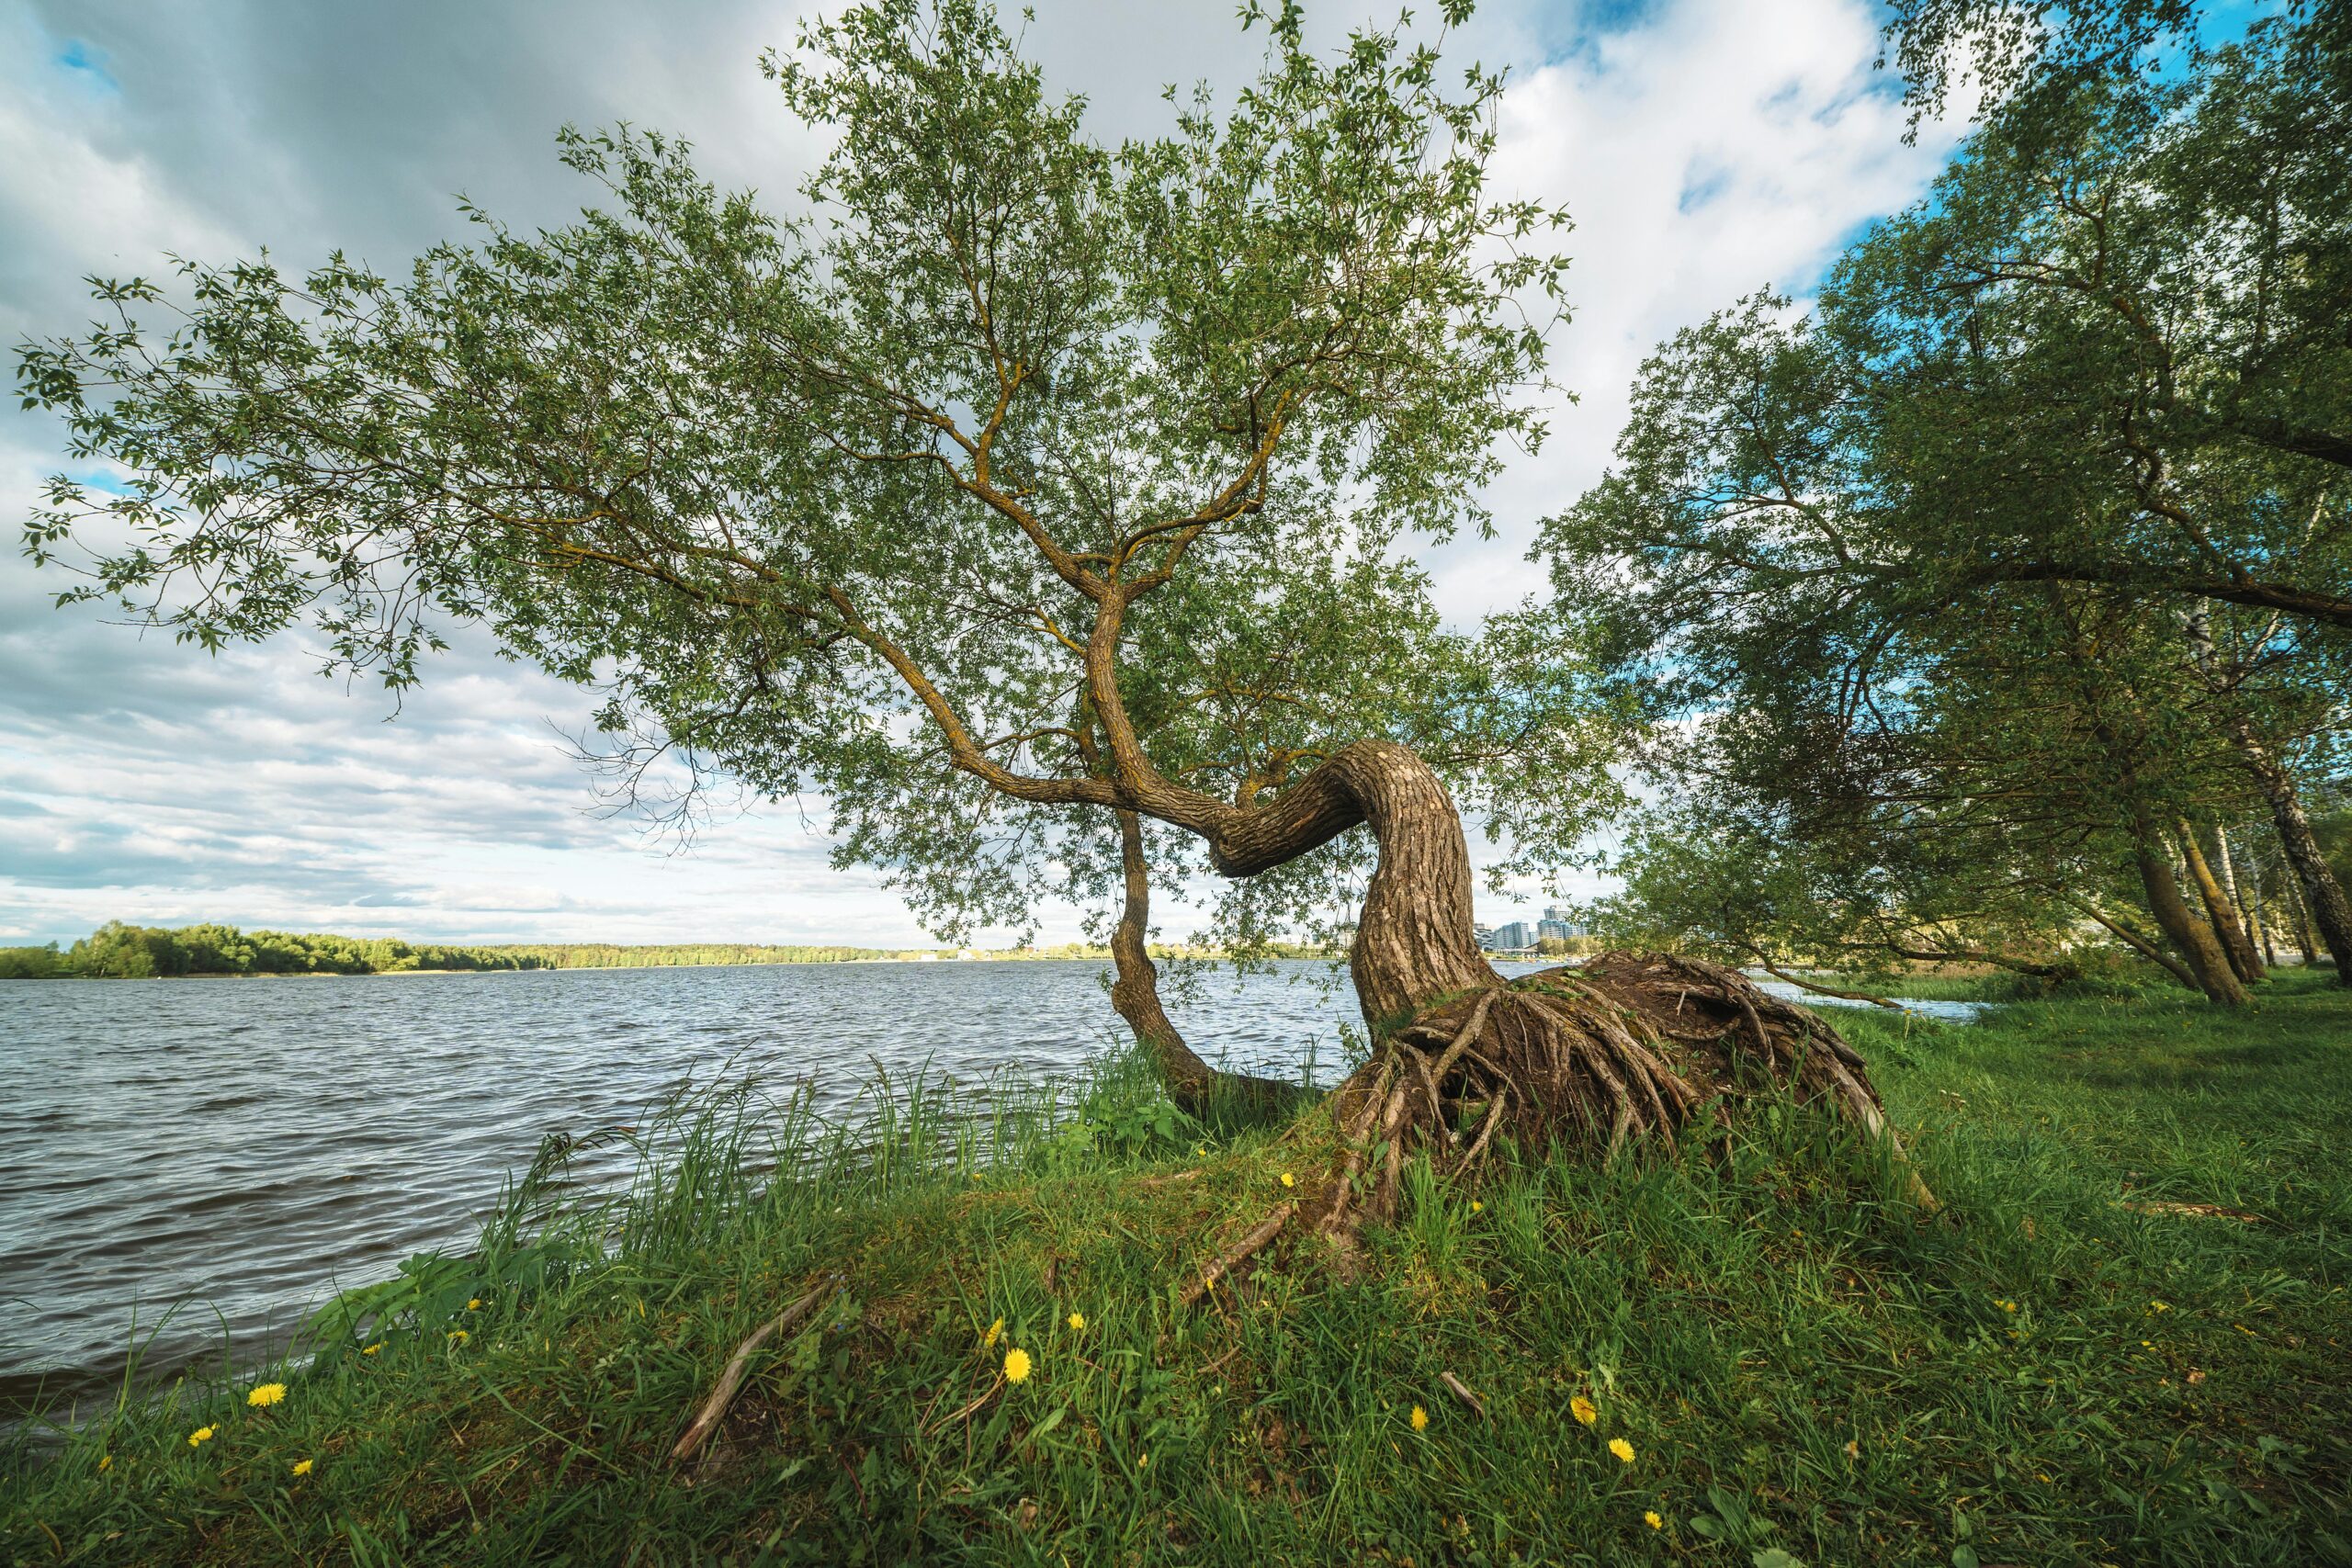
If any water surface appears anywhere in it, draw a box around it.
[0,957,1975,1415]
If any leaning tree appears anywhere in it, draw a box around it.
[18,0,1916,1256]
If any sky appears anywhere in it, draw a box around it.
[0,0,1968,950]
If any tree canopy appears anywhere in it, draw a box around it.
[18,0,1606,967]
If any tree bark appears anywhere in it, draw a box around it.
[2177,820,2266,983]
[2134,823,2250,1004]
[2229,722,2352,980]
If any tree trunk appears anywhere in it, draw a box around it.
[2282,869,2321,967]
[2230,722,2352,980]
[1138,739,1920,1286]
[1102,809,1297,1115]
[2214,823,2274,966]
[2177,820,2266,983]
[2134,825,2250,1005]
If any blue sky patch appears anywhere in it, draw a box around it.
[54,39,119,95]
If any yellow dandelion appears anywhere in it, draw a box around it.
[1280,1172,1295,1189]
[1470,1200,1484,1213]
[1569,1394,1598,1427]
[2149,1299,2171,1313]
[291,1458,313,1477]
[1068,1312,1085,1331]
[984,1316,1004,1348]
[1409,1404,1430,1432]
[360,1342,381,1356]
[1996,1299,2017,1313]
[246,1382,287,1408]
[1195,1145,1206,1157]
[1138,1452,1149,1469]
[1610,1438,1635,1463]
[447,1328,469,1343]
[187,1427,214,1448]
[1645,1510,1663,1530]
[467,1298,481,1311]
[1003,1348,1033,1383]
[97,1454,111,1472]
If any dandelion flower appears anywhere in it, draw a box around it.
[1409,1404,1429,1432]
[1569,1394,1598,1427]
[1003,1348,1032,1383]
[1645,1510,1663,1529]
[2149,1300,2171,1314]
[984,1316,1004,1348]
[1067,1313,1085,1331]
[291,1458,313,1477]
[1470,1200,1484,1213]
[1281,1172,1295,1189]
[187,1427,215,1448]
[467,1299,481,1311]
[1195,1145,1207,1157]
[246,1382,287,1408]
[1996,1299,2017,1313]
[1610,1438,1635,1463]
[1137,1452,1149,1469]
[97,1454,111,1472]
[447,1328,469,1343]
[360,1343,381,1356]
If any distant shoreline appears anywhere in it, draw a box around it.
[3,922,1343,980]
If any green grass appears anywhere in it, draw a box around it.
[5,976,2348,1565]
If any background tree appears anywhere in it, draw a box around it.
[1544,10,2352,992]
[18,0,1911,1253]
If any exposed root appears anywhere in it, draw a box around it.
[1177,951,1936,1303]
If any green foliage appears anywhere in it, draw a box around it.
[16,0,1605,960]
[42,920,903,976]
[1545,10,2352,987]
[5,982,2348,1563]
[0,942,68,978]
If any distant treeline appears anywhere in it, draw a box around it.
[0,924,1329,979]
[0,922,896,979]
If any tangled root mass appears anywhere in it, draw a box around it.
[1182,952,1921,1305]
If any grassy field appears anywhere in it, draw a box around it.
[4,974,2346,1565]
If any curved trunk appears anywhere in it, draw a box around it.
[1103,808,1298,1114]
[2179,821,2266,983]
[1197,739,1492,1027]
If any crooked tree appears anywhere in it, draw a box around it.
[17,0,1913,1253]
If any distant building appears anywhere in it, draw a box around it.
[1489,920,1534,951]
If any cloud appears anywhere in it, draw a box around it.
[0,0,1962,946]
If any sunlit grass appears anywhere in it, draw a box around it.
[4,976,2346,1564]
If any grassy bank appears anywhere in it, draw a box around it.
[4,977,2347,1564]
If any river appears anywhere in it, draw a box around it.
[0,958,1977,1416]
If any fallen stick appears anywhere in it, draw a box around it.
[670,1280,836,1465]
[1439,1370,1487,1420]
